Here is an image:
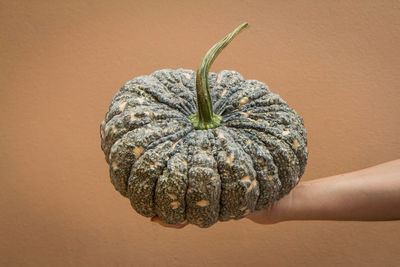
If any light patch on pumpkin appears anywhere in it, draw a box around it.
[293,139,299,149]
[183,72,191,79]
[247,179,257,192]
[217,131,225,139]
[119,102,127,111]
[100,128,105,139]
[171,140,180,150]
[168,194,177,200]
[239,97,249,106]
[220,88,228,98]
[217,74,223,83]
[245,140,251,146]
[240,206,247,211]
[104,125,110,133]
[130,112,136,121]
[226,153,234,166]
[268,174,274,180]
[111,162,118,170]
[134,146,145,159]
[196,200,210,207]
[112,125,118,133]
[241,175,251,183]
[170,201,180,209]
[149,112,155,119]
[282,130,290,136]
[136,97,144,104]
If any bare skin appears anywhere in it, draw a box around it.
[151,159,400,228]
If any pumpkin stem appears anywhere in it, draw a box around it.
[189,22,249,130]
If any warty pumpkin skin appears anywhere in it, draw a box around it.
[100,23,308,228]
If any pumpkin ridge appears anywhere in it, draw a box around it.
[220,127,261,208]
[222,126,278,210]
[174,69,197,113]
[184,130,221,227]
[154,137,190,224]
[224,120,305,170]
[140,74,193,116]
[108,120,191,196]
[213,127,258,221]
[211,73,247,115]
[150,69,197,114]
[103,117,189,160]
[214,76,270,116]
[129,131,190,217]
[102,107,187,157]
[211,71,246,115]
[121,75,192,117]
[237,128,301,198]
[104,97,182,124]
[228,120,304,159]
[104,82,180,123]
[206,129,222,225]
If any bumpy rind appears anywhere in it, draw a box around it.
[100,68,308,228]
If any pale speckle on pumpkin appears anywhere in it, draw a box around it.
[241,175,251,183]
[130,112,135,121]
[247,180,257,192]
[196,200,210,207]
[134,146,145,159]
[136,97,144,104]
[168,194,177,200]
[293,139,299,149]
[239,97,249,106]
[216,74,223,83]
[226,153,234,166]
[282,130,290,136]
[170,201,180,209]
[220,88,228,98]
[119,102,127,111]
[183,72,191,79]
[111,162,118,170]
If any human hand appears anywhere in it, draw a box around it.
[246,188,294,224]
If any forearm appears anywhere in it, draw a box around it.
[283,159,400,221]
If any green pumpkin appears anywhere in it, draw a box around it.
[100,23,308,228]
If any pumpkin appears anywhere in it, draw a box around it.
[100,22,308,228]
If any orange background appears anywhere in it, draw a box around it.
[1,0,400,266]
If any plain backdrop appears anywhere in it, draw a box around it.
[1,0,400,266]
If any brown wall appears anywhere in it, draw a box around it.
[1,0,399,266]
